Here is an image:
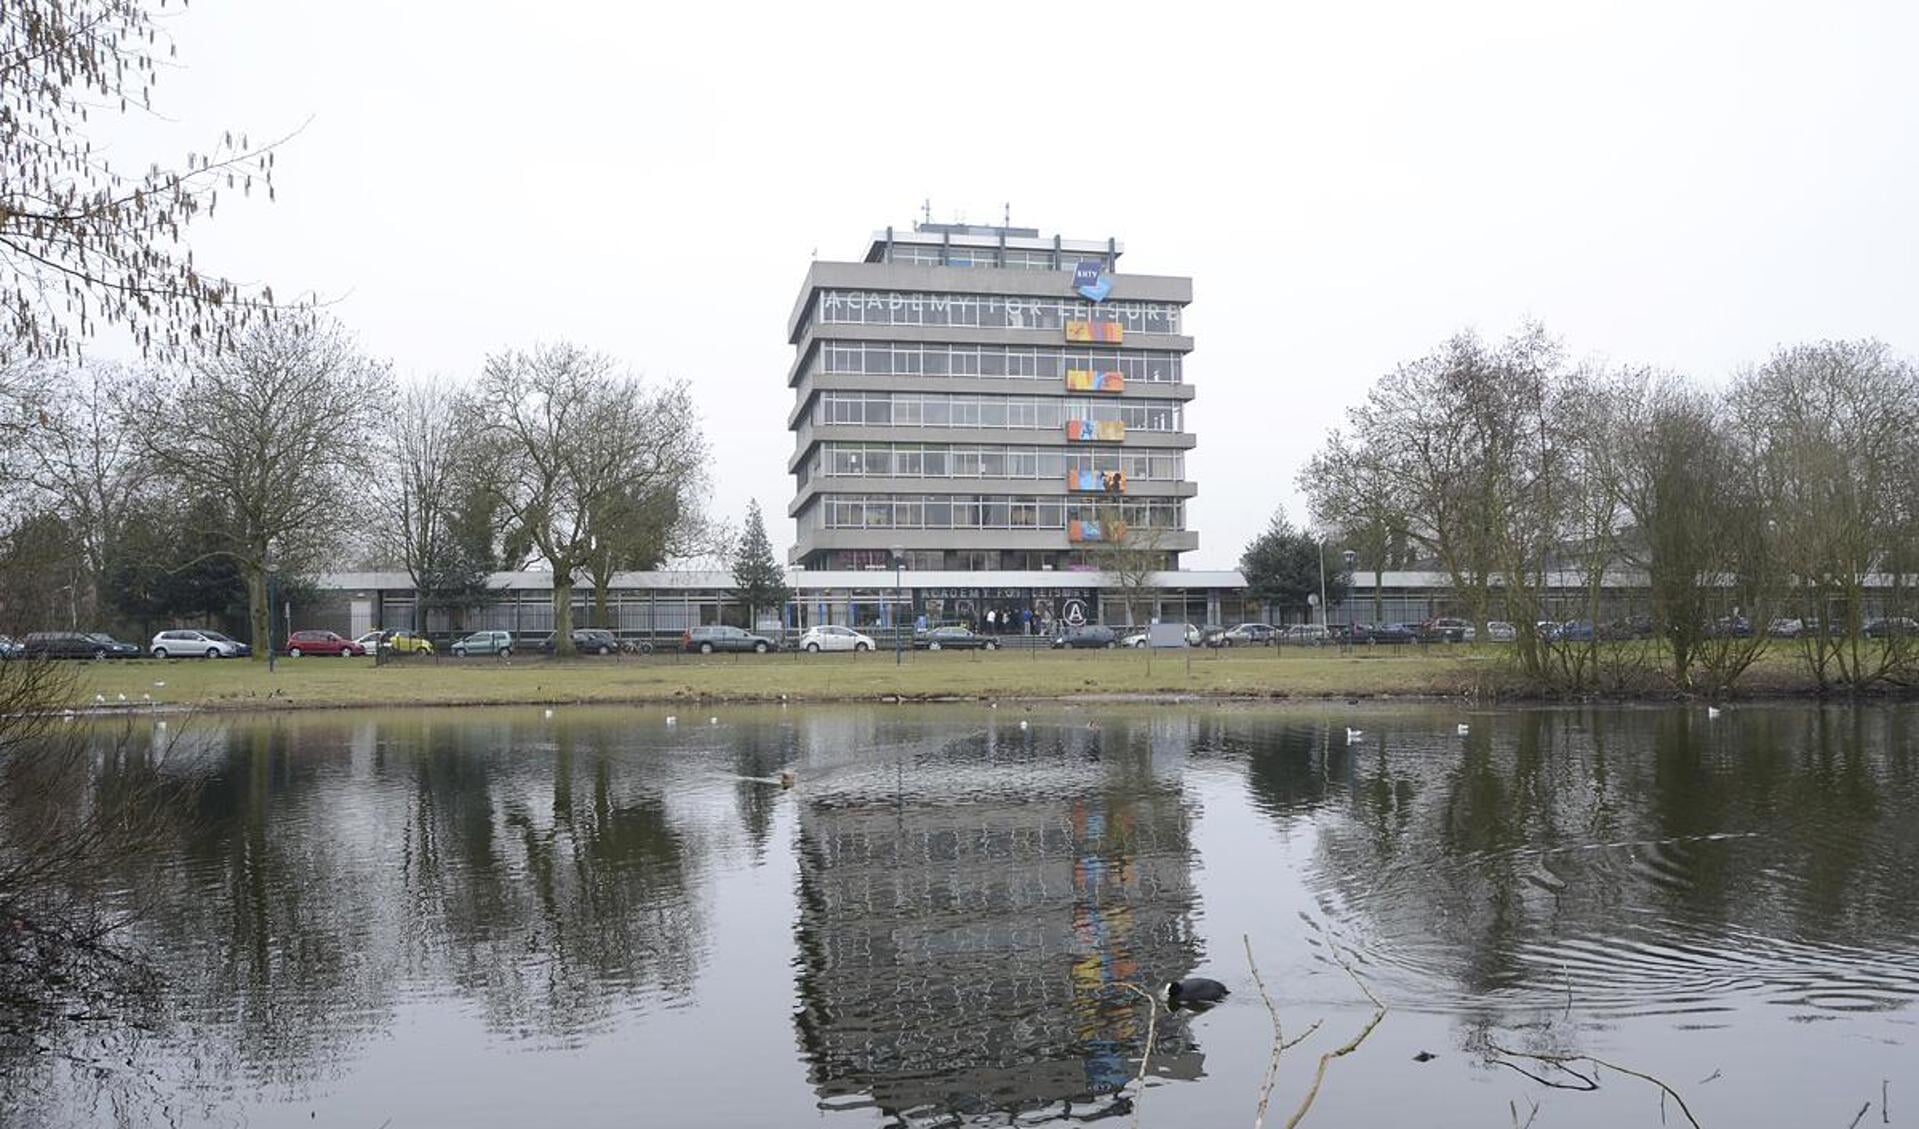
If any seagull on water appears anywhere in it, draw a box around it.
[1457,723,1470,736]
[1707,706,1722,720]
[1345,727,1364,745]
[543,708,554,719]
[666,716,677,726]
[94,693,106,704]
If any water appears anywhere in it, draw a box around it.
[4,702,1916,1127]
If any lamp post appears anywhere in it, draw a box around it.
[1317,539,1329,627]
[264,546,280,674]
[1342,549,1357,650]
[891,545,905,666]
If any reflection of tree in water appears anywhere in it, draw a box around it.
[16,712,711,1114]
[792,719,1204,1125]
[1261,707,1919,1037]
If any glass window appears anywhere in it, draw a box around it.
[1009,449,1038,477]
[925,498,952,527]
[979,449,1006,477]
[865,395,892,425]
[924,398,950,427]
[922,448,948,476]
[982,498,1010,528]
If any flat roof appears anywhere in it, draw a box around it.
[317,569,1248,593]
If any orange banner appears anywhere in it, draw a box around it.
[1066,369,1126,392]
[1065,320,1123,344]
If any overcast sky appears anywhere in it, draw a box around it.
[98,0,1919,569]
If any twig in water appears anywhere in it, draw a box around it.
[1243,934,1320,1129]
[1698,1069,1722,1085]
[1116,983,1159,1129]
[1280,941,1388,1129]
[1884,1079,1889,1124]
[1488,1046,1704,1129]
[1848,1101,1871,1129]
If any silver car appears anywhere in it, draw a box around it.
[150,628,242,659]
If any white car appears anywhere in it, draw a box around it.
[1486,621,1518,642]
[150,629,243,659]
[355,631,385,654]
[797,625,875,653]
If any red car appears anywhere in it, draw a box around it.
[283,629,365,657]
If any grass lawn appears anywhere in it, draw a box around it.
[67,645,1493,712]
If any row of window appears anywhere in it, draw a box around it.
[814,392,1183,432]
[810,291,1181,335]
[883,245,1097,272]
[815,443,1185,482]
[813,494,1185,532]
[812,342,1183,383]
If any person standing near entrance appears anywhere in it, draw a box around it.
[1022,608,1033,635]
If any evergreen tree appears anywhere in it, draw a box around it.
[1240,509,1348,621]
[730,500,791,629]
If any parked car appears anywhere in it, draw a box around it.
[684,625,779,654]
[381,631,436,655]
[1863,616,1919,638]
[1421,617,1476,643]
[1767,617,1805,638]
[24,632,140,659]
[1280,624,1331,646]
[541,628,620,655]
[796,625,874,653]
[0,635,24,660]
[354,631,386,654]
[1706,616,1753,639]
[1121,629,1149,648]
[450,630,514,656]
[284,629,363,657]
[1484,620,1517,643]
[1052,624,1119,649]
[150,629,242,659]
[201,629,251,657]
[1220,623,1279,647]
[1364,623,1419,644]
[1195,625,1229,648]
[915,625,999,651]
[1554,620,1597,643]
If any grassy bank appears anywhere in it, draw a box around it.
[68,646,1491,712]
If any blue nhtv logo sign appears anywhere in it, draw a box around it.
[1073,260,1112,303]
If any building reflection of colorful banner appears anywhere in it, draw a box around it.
[1071,798,1141,1095]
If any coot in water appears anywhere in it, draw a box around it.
[1166,977,1230,1004]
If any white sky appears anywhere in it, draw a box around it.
[93,0,1919,568]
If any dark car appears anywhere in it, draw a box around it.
[542,628,621,655]
[915,625,1000,651]
[1553,620,1597,643]
[24,631,138,659]
[1052,625,1119,649]
[683,625,778,654]
[1420,617,1476,643]
[1364,623,1418,644]
[283,629,364,657]
[1863,616,1919,638]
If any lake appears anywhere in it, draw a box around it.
[3,702,1915,1127]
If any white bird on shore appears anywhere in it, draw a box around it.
[1457,723,1470,736]
[1707,706,1722,720]
[709,716,718,725]
[1345,727,1364,745]
[116,693,126,703]
[666,716,677,726]
[142,693,151,702]
[94,693,105,704]
[153,681,166,688]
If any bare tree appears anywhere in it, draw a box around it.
[2,0,297,359]
[376,379,496,633]
[1085,502,1166,626]
[1734,339,1919,690]
[18,362,151,617]
[132,319,393,654]
[468,343,705,655]
[1299,434,1406,624]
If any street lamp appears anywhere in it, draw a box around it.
[891,545,905,666]
[1317,539,1329,627]
[1342,549,1357,649]
[264,545,280,674]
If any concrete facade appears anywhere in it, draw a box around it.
[785,224,1198,573]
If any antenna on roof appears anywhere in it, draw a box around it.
[921,198,931,226]
[1003,201,1011,227]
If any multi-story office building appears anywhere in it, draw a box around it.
[785,223,1198,573]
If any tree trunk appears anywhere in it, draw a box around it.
[246,565,269,662]
[552,580,576,655]
[594,580,610,629]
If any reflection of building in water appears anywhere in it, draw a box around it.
[793,728,1203,1123]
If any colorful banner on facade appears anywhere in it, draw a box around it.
[1065,369,1126,392]
[1068,519,1103,543]
[1065,320,1123,344]
[1065,419,1127,442]
[1067,470,1127,492]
